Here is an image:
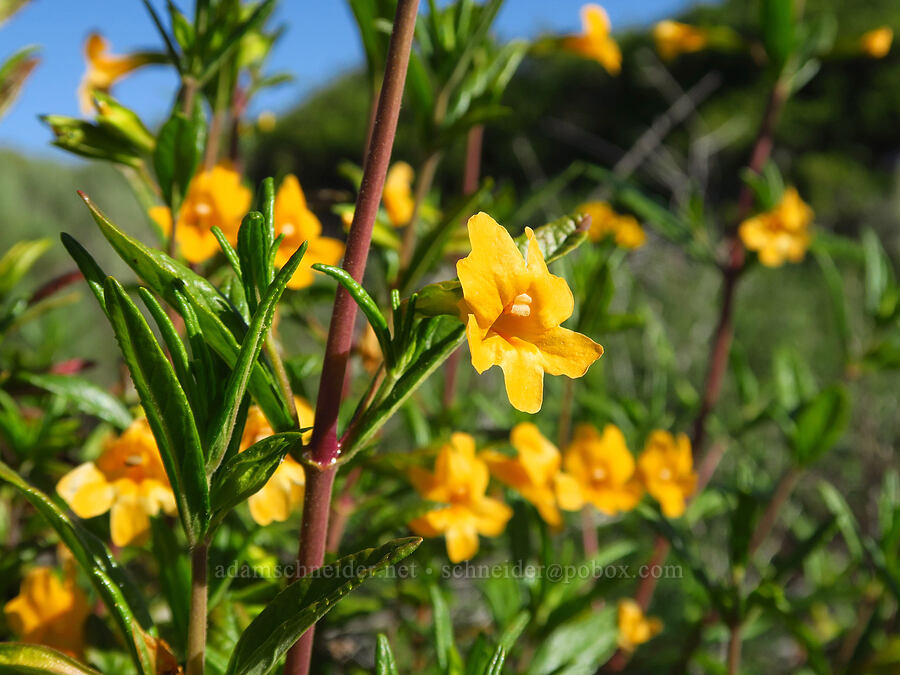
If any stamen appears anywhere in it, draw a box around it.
[658,468,672,481]
[508,292,533,317]
[282,222,295,236]
[194,201,212,217]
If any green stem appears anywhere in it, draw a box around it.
[186,542,208,675]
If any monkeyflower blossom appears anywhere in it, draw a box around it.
[738,186,813,267]
[564,4,622,75]
[79,33,159,114]
[653,21,709,61]
[239,397,313,526]
[564,424,643,515]
[481,423,583,528]
[57,418,176,547]
[383,162,416,227]
[357,323,383,374]
[409,433,513,563]
[578,201,647,249]
[617,599,663,652]
[457,212,604,413]
[861,26,893,58]
[273,174,345,289]
[637,430,697,518]
[4,564,91,657]
[150,164,251,264]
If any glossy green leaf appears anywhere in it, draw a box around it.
[375,633,399,675]
[527,606,617,675]
[430,583,462,674]
[760,0,795,69]
[0,461,155,675]
[153,109,206,212]
[237,211,269,314]
[41,115,142,166]
[483,646,507,675]
[818,480,863,561]
[0,643,101,674]
[224,537,422,675]
[789,385,850,466]
[17,372,132,429]
[0,238,51,296]
[103,277,209,541]
[196,0,276,87]
[60,233,108,313]
[0,45,39,122]
[514,214,588,264]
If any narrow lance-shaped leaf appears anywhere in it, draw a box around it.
[0,643,102,675]
[60,233,107,313]
[0,238,51,295]
[430,583,462,674]
[789,385,850,466]
[17,372,132,430]
[375,634,399,675]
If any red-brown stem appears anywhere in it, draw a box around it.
[580,507,598,558]
[727,622,742,675]
[748,467,800,555]
[283,3,420,673]
[186,542,208,675]
[29,270,82,305]
[325,466,363,553]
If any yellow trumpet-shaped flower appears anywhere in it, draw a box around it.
[617,599,662,652]
[79,33,158,114]
[383,162,416,227]
[457,212,604,413]
[578,201,647,249]
[57,418,176,547]
[564,4,622,75]
[637,430,697,518]
[409,433,513,563]
[273,174,345,289]
[738,186,813,267]
[653,21,709,61]
[861,26,893,58]
[357,323,383,374]
[564,424,643,515]
[238,396,313,526]
[481,423,583,528]
[149,165,252,264]
[4,566,91,658]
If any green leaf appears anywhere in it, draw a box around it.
[153,109,206,212]
[430,583,462,674]
[818,480,863,562]
[17,372,132,429]
[862,228,897,321]
[196,0,276,87]
[79,193,294,432]
[0,643,101,674]
[103,277,209,541]
[237,211,268,314]
[770,515,837,582]
[483,646,507,675]
[0,45,39,122]
[514,213,588,265]
[415,279,463,318]
[812,245,850,364]
[0,462,155,675]
[60,233,108,313]
[224,537,422,675]
[41,115,142,166]
[760,0,796,69]
[0,238,51,296]
[527,607,617,675]
[375,634,399,675]
[789,385,850,466]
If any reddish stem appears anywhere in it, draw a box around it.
[29,270,82,305]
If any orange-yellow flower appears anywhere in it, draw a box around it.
[408,433,513,563]
[481,423,582,528]
[79,33,158,114]
[56,418,175,547]
[861,26,893,58]
[457,212,604,413]
[564,424,643,515]
[4,566,91,658]
[273,174,345,289]
[149,165,252,264]
[383,162,415,227]
[238,396,313,526]
[653,21,709,61]
[738,186,813,267]
[637,430,696,518]
[578,201,646,249]
[357,323,383,374]
[563,4,622,75]
[617,599,662,652]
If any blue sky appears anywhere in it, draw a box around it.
[0,0,695,158]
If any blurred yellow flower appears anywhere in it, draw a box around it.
[738,186,813,267]
[617,599,662,652]
[408,433,513,563]
[257,110,277,132]
[79,33,157,114]
[457,212,604,413]
[564,4,622,75]
[481,422,582,528]
[239,396,313,526]
[637,430,696,518]
[57,418,175,547]
[273,174,345,289]
[578,201,646,249]
[564,424,643,515]
[149,165,252,264]
[383,162,416,227]
[861,26,893,58]
[357,323,383,374]
[4,566,91,658]
[653,21,709,61]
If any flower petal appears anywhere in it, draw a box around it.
[498,337,546,414]
[110,495,151,547]
[445,523,479,563]
[57,463,115,519]
[531,326,603,378]
[471,497,513,536]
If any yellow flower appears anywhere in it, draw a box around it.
[637,430,696,518]
[57,418,176,547]
[738,186,813,267]
[149,165,252,264]
[653,21,709,61]
[481,423,583,528]
[617,599,662,652]
[257,110,277,132]
[79,33,157,114]
[408,433,513,563]
[861,26,893,58]
[383,162,416,227]
[4,566,91,658]
[564,4,622,75]
[238,396,313,526]
[457,212,604,414]
[564,424,643,515]
[357,323,383,374]
[273,174,345,289]
[578,201,646,249]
